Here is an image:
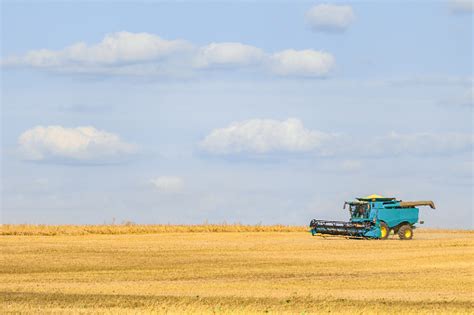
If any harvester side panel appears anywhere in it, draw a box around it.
[378,207,419,228]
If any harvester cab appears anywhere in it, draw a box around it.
[345,201,371,220]
[310,194,435,240]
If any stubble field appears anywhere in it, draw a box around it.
[1,225,473,314]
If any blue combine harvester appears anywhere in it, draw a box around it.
[309,194,435,240]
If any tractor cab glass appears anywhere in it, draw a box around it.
[348,203,369,219]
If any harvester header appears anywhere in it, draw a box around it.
[310,194,435,240]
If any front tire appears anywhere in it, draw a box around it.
[379,222,389,239]
[398,224,413,240]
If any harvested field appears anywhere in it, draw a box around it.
[0,224,306,236]
[1,226,473,314]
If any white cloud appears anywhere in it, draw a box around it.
[18,126,136,161]
[2,32,335,78]
[449,0,474,14]
[199,118,336,155]
[305,4,355,32]
[150,176,184,193]
[200,119,473,158]
[3,32,191,68]
[194,42,265,68]
[270,50,335,77]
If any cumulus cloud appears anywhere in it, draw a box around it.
[194,42,265,68]
[199,118,337,155]
[3,32,191,68]
[270,50,335,77]
[2,32,335,78]
[305,4,355,32]
[200,119,473,158]
[150,176,184,193]
[18,126,136,162]
[449,0,474,14]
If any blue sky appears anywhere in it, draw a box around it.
[1,1,473,227]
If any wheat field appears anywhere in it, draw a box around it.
[0,224,306,236]
[1,225,473,314]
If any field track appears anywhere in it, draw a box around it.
[1,226,473,314]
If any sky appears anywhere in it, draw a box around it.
[1,1,473,228]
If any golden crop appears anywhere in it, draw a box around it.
[0,224,307,236]
[1,226,473,314]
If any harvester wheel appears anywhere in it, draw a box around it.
[398,225,413,240]
[379,222,389,239]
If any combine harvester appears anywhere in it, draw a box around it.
[309,194,435,240]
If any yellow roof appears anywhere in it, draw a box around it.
[357,194,396,202]
[363,194,385,199]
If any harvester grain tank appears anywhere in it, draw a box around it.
[309,194,435,240]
